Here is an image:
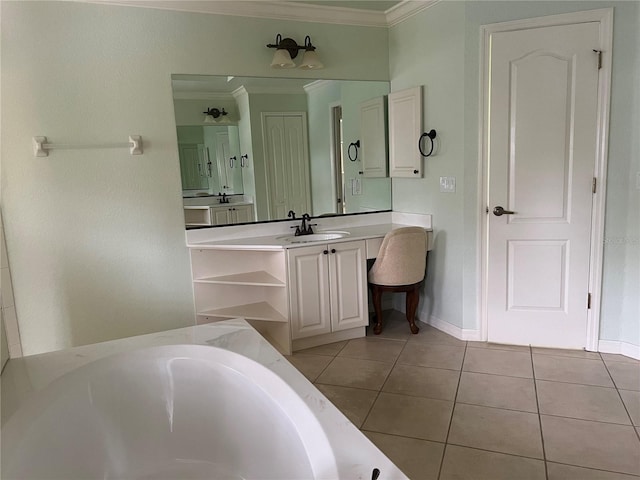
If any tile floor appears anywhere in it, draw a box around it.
[287,310,640,480]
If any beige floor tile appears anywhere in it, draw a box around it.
[541,415,640,476]
[408,324,467,347]
[296,340,347,357]
[315,356,392,390]
[457,371,537,412]
[601,353,640,366]
[448,403,543,459]
[382,364,459,401]
[363,431,444,480]
[362,392,453,442]
[338,337,405,363]
[537,380,631,424]
[314,384,377,428]
[619,390,640,426]
[367,310,413,341]
[547,462,640,480]
[532,347,601,360]
[440,445,546,480]
[285,353,333,382]
[397,342,465,371]
[533,354,613,387]
[607,362,640,391]
[467,342,530,353]
[463,347,533,378]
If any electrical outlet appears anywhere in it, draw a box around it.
[439,176,456,193]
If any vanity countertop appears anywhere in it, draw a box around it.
[187,222,433,251]
[1,319,407,479]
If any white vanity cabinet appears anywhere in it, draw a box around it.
[210,204,254,225]
[288,240,368,340]
[189,247,291,354]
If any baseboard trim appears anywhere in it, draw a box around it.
[421,315,482,342]
[598,340,640,360]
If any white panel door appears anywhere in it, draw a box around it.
[329,241,368,332]
[263,113,311,220]
[487,22,600,348]
[288,246,331,340]
[388,87,422,178]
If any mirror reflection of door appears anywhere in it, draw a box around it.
[179,143,208,190]
[262,112,311,220]
[331,104,345,214]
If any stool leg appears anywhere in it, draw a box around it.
[406,285,420,334]
[370,284,384,335]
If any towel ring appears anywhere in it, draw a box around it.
[348,140,360,162]
[418,129,437,157]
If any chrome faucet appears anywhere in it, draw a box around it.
[291,213,316,236]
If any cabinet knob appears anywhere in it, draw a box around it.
[331,248,336,254]
[414,169,419,174]
[323,250,329,255]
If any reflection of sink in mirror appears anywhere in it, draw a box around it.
[172,75,391,228]
[277,231,350,243]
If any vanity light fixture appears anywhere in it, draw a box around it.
[203,107,228,123]
[267,34,324,70]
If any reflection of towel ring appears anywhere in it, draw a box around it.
[229,156,237,168]
[418,129,437,157]
[348,140,360,162]
[240,154,249,167]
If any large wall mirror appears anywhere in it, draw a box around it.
[172,75,391,228]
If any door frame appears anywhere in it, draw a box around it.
[478,8,613,350]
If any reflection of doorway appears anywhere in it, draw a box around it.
[262,112,311,220]
[330,104,345,214]
[215,132,233,192]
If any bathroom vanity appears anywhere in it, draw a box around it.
[186,212,433,355]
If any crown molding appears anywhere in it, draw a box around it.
[302,79,334,93]
[172,92,235,101]
[386,0,441,27]
[80,0,430,27]
[231,86,249,100]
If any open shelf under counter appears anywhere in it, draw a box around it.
[194,270,285,288]
[197,301,288,324]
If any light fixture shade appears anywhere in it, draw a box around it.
[271,49,295,69]
[203,115,216,123]
[299,49,324,70]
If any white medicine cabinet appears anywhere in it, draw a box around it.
[388,86,423,178]
[359,97,388,177]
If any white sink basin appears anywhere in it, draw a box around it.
[278,231,350,243]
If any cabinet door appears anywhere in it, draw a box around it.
[232,204,254,224]
[329,240,368,332]
[389,86,423,178]
[210,206,231,226]
[360,97,388,178]
[288,245,332,340]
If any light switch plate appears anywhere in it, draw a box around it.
[351,178,362,195]
[439,176,456,193]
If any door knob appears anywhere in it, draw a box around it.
[493,206,516,216]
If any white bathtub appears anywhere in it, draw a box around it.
[1,345,340,479]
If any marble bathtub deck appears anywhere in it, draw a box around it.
[288,310,640,480]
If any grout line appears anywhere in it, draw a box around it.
[600,352,640,442]
[436,340,467,480]
[359,315,416,431]
[531,346,549,480]
[546,459,640,478]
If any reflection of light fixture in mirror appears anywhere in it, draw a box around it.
[203,107,228,123]
[267,34,323,70]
